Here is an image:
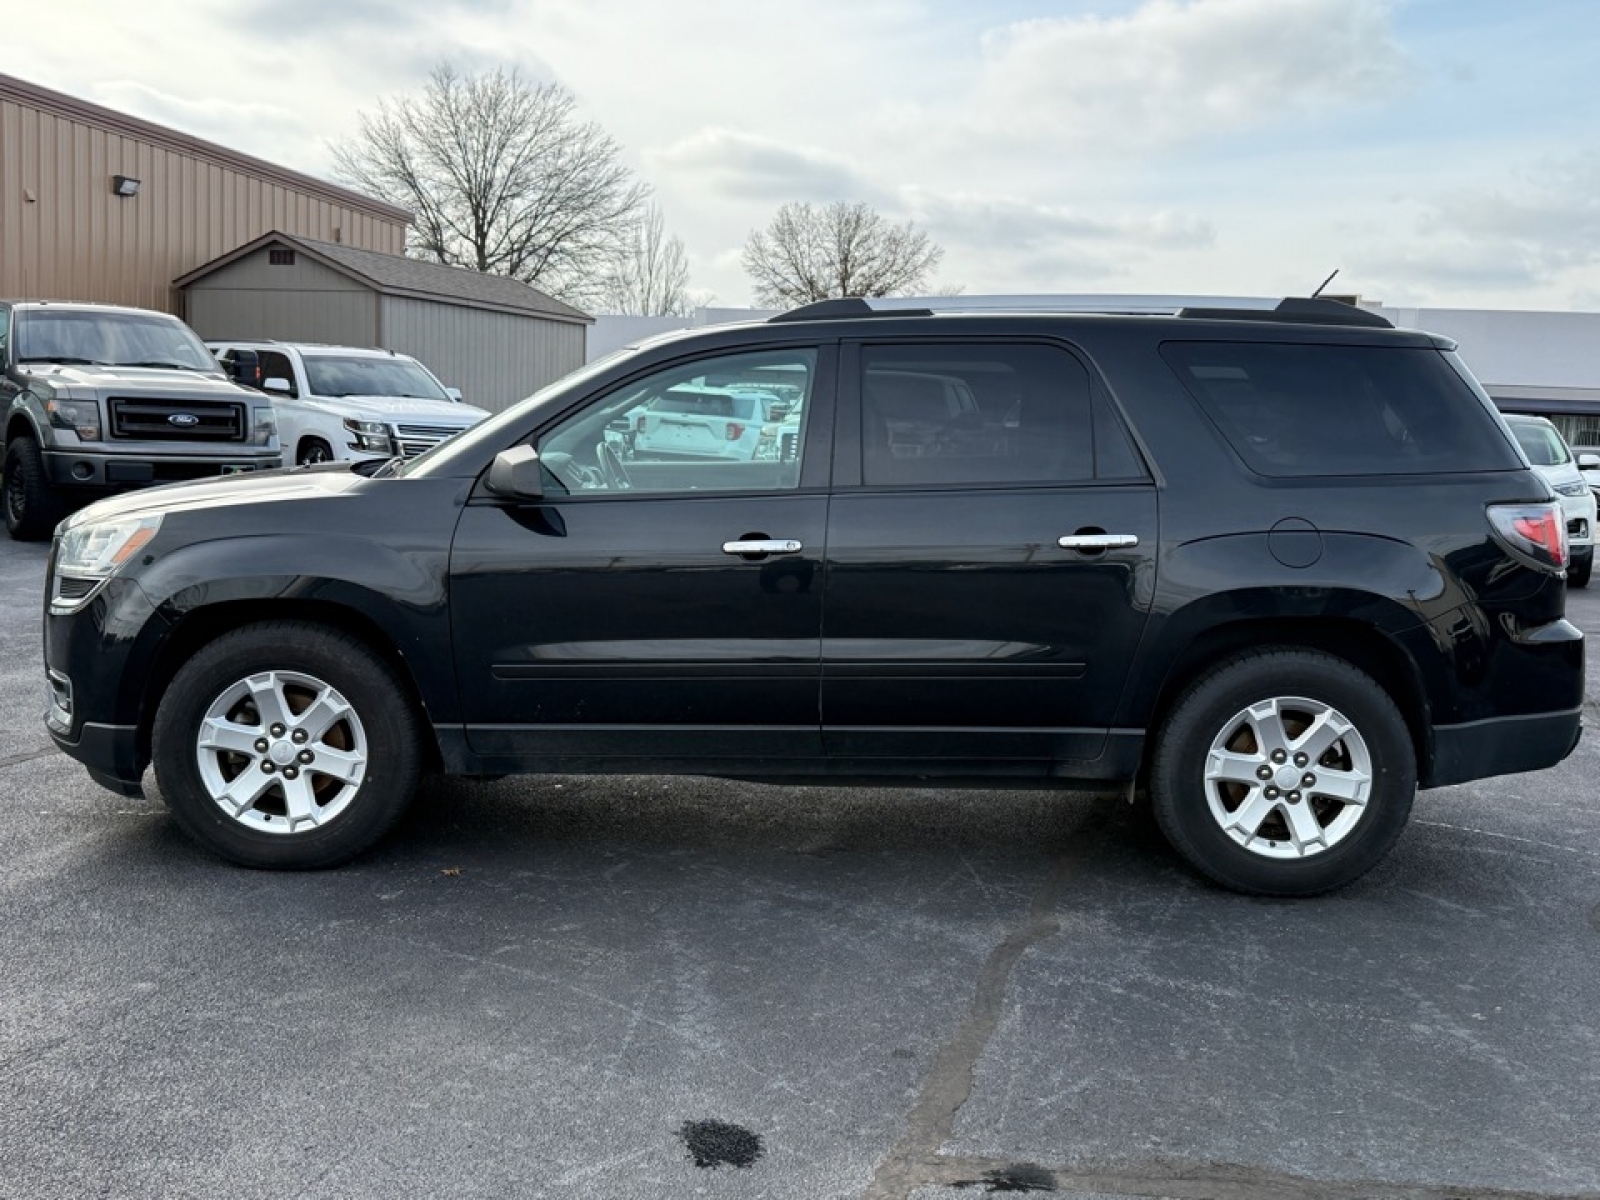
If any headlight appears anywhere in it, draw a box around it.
[252,405,278,447]
[52,515,163,611]
[46,398,102,441]
[343,418,394,454]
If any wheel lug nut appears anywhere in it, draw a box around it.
[254,738,269,753]
[1294,753,1308,767]
[261,762,275,774]
[1288,791,1302,803]
[292,730,308,744]
[1303,773,1317,787]
[270,724,286,737]
[1265,786,1280,799]
[283,767,298,780]
[1271,750,1286,764]
[298,750,314,764]
[1256,766,1272,781]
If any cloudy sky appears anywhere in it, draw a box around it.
[12,0,1600,310]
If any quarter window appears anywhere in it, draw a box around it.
[538,348,817,495]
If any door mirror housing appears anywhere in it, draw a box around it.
[223,348,261,387]
[1577,452,1600,470]
[487,443,544,499]
[445,387,464,403]
[263,377,293,395]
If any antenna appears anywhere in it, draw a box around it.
[1311,269,1339,298]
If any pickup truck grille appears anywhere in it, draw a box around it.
[393,422,465,458]
[108,397,246,441]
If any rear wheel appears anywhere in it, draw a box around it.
[1569,554,1592,589]
[296,437,334,466]
[4,437,67,541]
[1150,649,1415,896]
[151,621,423,868]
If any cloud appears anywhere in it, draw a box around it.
[651,129,884,205]
[1353,156,1600,301]
[960,0,1414,154]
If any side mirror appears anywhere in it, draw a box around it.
[263,377,293,395]
[225,348,261,387]
[486,443,544,499]
[445,387,464,403]
[1578,453,1600,470]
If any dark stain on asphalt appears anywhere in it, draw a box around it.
[679,1118,763,1169]
[1590,903,1600,933]
[952,1162,1057,1192]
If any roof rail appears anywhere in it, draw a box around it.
[768,294,1392,329]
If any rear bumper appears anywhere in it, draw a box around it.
[1427,707,1584,788]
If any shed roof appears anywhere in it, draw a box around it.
[176,231,593,325]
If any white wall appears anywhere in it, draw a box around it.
[1376,306,1600,390]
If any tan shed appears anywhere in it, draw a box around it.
[0,71,409,314]
[178,232,592,413]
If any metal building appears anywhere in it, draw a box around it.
[178,232,591,413]
[0,72,409,313]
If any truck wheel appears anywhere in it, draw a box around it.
[4,437,66,541]
[1569,556,1592,589]
[151,621,423,868]
[1149,649,1415,897]
[297,437,334,466]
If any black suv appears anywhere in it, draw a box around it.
[41,297,1584,895]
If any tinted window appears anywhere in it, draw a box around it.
[860,343,1130,486]
[302,354,448,400]
[15,309,216,371]
[1162,342,1522,477]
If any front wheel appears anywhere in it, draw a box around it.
[1149,649,1415,896]
[296,437,334,466]
[4,437,67,541]
[1569,553,1592,589]
[151,621,423,868]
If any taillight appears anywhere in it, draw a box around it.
[725,422,745,441]
[1487,502,1569,571]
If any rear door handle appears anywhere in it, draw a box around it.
[723,539,803,556]
[1058,534,1140,550]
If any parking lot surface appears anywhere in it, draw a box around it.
[2,532,1597,1200]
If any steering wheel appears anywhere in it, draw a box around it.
[596,440,632,491]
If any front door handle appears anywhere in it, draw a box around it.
[1058,533,1140,550]
[722,538,803,557]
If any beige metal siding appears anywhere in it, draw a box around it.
[1,77,406,315]
[381,297,587,413]
[184,254,379,345]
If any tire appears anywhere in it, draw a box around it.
[151,620,423,868]
[4,437,67,541]
[296,437,334,466]
[1569,555,1591,589]
[1149,649,1415,897]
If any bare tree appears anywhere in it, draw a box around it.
[741,201,946,307]
[332,65,647,309]
[598,204,693,316]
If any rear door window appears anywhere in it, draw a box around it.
[1161,342,1522,477]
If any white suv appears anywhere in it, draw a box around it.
[1504,414,1595,588]
[208,341,489,465]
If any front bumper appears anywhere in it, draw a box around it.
[47,721,145,797]
[42,448,281,489]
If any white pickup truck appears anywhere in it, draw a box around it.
[208,340,488,466]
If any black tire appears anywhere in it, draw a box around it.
[1569,555,1591,589]
[1149,649,1415,897]
[151,620,423,868]
[4,437,67,541]
[296,437,334,466]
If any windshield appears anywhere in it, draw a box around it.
[1510,420,1572,467]
[15,309,218,371]
[302,354,449,400]
[397,345,639,477]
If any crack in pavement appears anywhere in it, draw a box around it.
[0,746,59,770]
[863,807,1111,1200]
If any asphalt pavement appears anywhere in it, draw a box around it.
[1,533,1597,1200]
